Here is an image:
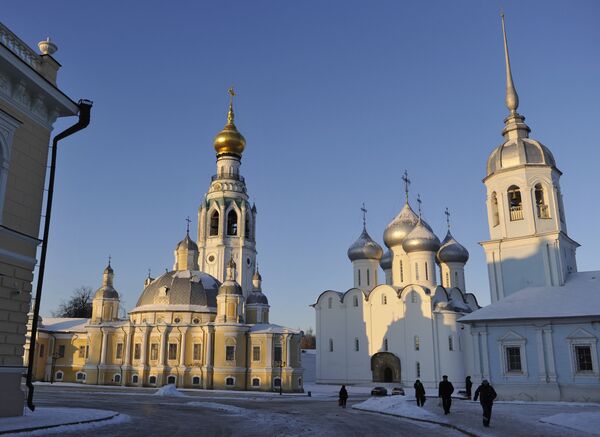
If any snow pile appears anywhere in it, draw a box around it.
[352,395,435,420]
[539,412,600,436]
[153,384,186,397]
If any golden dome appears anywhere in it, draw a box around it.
[213,88,246,157]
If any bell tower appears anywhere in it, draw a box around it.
[481,14,579,302]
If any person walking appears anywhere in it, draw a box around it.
[474,380,497,427]
[438,375,454,414]
[414,379,426,407]
[465,376,473,400]
[339,385,348,408]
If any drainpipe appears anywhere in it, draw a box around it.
[26,100,93,411]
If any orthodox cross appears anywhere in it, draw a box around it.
[108,255,111,267]
[185,216,191,234]
[417,194,422,218]
[148,268,152,279]
[227,86,236,123]
[402,170,411,204]
[361,202,367,228]
[445,207,451,230]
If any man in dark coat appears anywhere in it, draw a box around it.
[438,375,454,414]
[339,385,348,408]
[465,376,473,400]
[474,380,497,427]
[414,380,426,407]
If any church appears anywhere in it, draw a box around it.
[314,16,600,401]
[24,90,304,392]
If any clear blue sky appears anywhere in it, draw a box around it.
[4,1,600,330]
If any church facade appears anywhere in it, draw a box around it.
[25,92,304,392]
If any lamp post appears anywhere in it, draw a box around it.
[50,352,61,384]
[276,360,286,395]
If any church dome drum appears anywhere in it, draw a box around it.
[402,220,441,253]
[380,250,392,270]
[437,231,469,264]
[135,270,220,308]
[383,203,420,248]
[347,228,383,261]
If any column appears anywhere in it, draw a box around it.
[472,331,482,381]
[159,327,168,366]
[100,329,108,364]
[481,330,490,380]
[285,334,291,368]
[179,328,188,367]
[544,327,557,382]
[140,327,149,367]
[124,326,133,367]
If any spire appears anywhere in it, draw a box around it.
[103,258,114,286]
[227,86,235,124]
[501,12,519,114]
[361,202,367,229]
[402,170,411,204]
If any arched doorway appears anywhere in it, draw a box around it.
[371,352,401,383]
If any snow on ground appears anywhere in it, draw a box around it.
[153,384,186,397]
[353,395,434,419]
[186,402,249,414]
[539,412,600,436]
[4,413,131,436]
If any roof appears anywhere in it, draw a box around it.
[136,270,220,307]
[459,271,600,323]
[249,324,302,334]
[40,318,89,332]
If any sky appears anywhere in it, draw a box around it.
[4,1,600,331]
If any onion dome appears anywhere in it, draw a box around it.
[437,230,469,264]
[348,227,383,262]
[402,220,441,254]
[380,250,392,270]
[246,290,269,305]
[219,256,243,295]
[213,88,245,157]
[176,232,198,251]
[135,270,220,307]
[383,203,421,248]
[95,261,119,299]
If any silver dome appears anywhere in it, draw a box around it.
[437,230,469,264]
[176,233,198,251]
[402,220,441,253]
[218,279,243,296]
[486,138,556,177]
[136,270,219,307]
[384,203,429,248]
[347,227,383,261]
[380,250,392,270]
[246,290,269,305]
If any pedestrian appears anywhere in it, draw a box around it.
[474,379,497,427]
[465,375,473,400]
[339,385,348,408]
[414,379,426,407]
[438,375,454,415]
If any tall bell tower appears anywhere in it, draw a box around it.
[197,88,257,296]
[481,15,579,302]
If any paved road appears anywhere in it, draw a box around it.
[29,385,463,436]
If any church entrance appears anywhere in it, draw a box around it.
[371,352,401,383]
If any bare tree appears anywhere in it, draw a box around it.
[53,286,94,318]
[300,327,316,349]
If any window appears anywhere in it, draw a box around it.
[245,216,251,240]
[149,375,157,384]
[226,345,235,361]
[192,376,201,385]
[226,377,235,386]
[78,345,86,358]
[535,184,550,219]
[384,338,388,352]
[329,339,334,352]
[227,210,238,236]
[353,296,359,307]
[132,374,139,384]
[355,338,359,352]
[116,343,123,360]
[454,271,458,285]
[448,336,454,351]
[253,346,261,362]
[367,269,370,286]
[415,263,419,281]
[193,343,202,361]
[273,378,281,388]
[358,269,361,286]
[382,295,387,305]
[55,371,63,381]
[58,345,65,358]
[252,378,260,387]
[575,346,593,372]
[298,377,302,387]
[328,297,332,309]
[507,185,523,221]
[210,210,220,236]
[506,347,522,372]
[134,343,141,360]
[445,272,450,287]
[168,343,178,360]
[39,344,45,357]
[150,343,159,361]
[114,374,121,383]
[414,335,420,351]
[167,375,176,384]
[491,192,500,227]
[416,362,421,378]
[399,260,404,282]
[274,344,282,363]
[76,372,86,382]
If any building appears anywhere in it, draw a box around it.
[313,198,480,388]
[0,23,85,417]
[459,15,600,402]
[25,90,304,392]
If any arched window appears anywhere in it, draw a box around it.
[416,361,421,378]
[245,215,251,240]
[507,185,523,221]
[192,376,201,385]
[445,272,450,287]
[367,269,370,286]
[114,374,122,383]
[226,377,235,386]
[76,372,86,382]
[252,377,260,387]
[328,297,332,309]
[149,375,157,385]
[414,335,420,351]
[329,339,334,352]
[491,192,500,226]
[227,210,238,236]
[384,338,388,352]
[535,184,550,219]
[353,296,359,307]
[209,210,219,236]
[167,375,176,384]
[448,336,454,351]
[454,271,458,285]
[358,269,361,286]
[415,263,419,281]
[273,377,281,388]
[425,262,429,281]
[355,338,359,351]
[132,374,139,384]
[55,371,63,381]
[382,295,387,305]
[399,260,404,282]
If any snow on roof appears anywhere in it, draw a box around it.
[249,324,302,334]
[459,271,600,323]
[129,304,216,313]
[40,318,89,332]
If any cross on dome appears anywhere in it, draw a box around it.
[185,216,191,234]
[361,202,367,228]
[445,207,451,230]
[417,194,422,218]
[402,170,411,204]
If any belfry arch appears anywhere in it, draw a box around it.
[371,352,401,383]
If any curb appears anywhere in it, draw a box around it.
[0,412,121,435]
[352,406,480,437]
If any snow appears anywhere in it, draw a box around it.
[153,384,186,397]
[39,317,89,332]
[186,401,248,414]
[539,412,600,436]
[130,304,215,313]
[460,271,600,322]
[249,323,301,334]
[352,395,435,420]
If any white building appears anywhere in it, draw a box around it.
[459,15,600,402]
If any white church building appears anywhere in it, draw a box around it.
[313,16,600,401]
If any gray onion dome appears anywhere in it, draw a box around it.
[380,250,392,270]
[402,220,441,253]
[176,233,198,251]
[437,230,469,264]
[347,227,383,262]
[383,203,422,248]
[246,290,269,305]
[219,280,243,296]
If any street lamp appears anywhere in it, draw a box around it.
[275,360,286,395]
[50,352,61,384]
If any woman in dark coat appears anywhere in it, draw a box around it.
[339,385,348,408]
[414,380,426,407]
[465,376,473,400]
[474,380,497,427]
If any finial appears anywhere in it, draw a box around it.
[361,202,367,228]
[402,170,411,204]
[148,268,152,279]
[108,255,112,268]
[227,86,236,124]
[185,216,191,235]
[38,37,57,55]
[444,207,451,230]
[417,194,422,219]
[501,12,519,114]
